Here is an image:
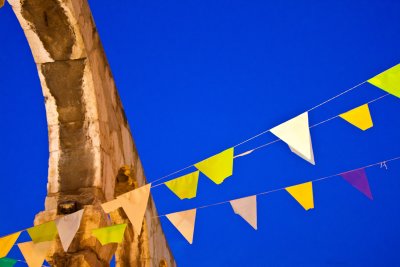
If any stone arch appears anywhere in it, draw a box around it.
[6,0,175,266]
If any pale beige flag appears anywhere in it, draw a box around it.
[55,210,84,252]
[270,112,315,164]
[289,134,315,165]
[117,184,151,235]
[101,198,122,213]
[18,241,52,267]
[166,209,197,244]
[230,195,257,230]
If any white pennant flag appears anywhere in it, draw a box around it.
[18,241,52,267]
[230,195,257,230]
[166,209,197,244]
[117,184,151,235]
[55,210,84,252]
[270,112,315,164]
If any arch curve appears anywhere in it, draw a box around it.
[7,0,175,266]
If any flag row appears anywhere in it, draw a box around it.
[159,64,399,200]
[0,164,376,267]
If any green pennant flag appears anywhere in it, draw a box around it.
[0,258,17,267]
[27,221,58,243]
[368,64,400,98]
[92,224,127,245]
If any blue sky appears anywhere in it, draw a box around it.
[1,0,400,266]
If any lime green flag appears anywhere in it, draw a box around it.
[27,221,58,243]
[0,258,17,267]
[194,148,234,184]
[368,64,400,98]
[165,171,200,199]
[92,224,127,245]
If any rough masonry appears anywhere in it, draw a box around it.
[7,0,176,266]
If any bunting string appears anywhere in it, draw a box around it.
[149,65,396,186]
[233,93,391,158]
[153,155,400,218]
[151,92,391,187]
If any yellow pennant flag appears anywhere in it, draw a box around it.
[18,241,52,267]
[0,232,21,258]
[368,64,400,98]
[166,209,197,244]
[92,224,127,245]
[27,221,58,243]
[285,182,314,210]
[165,171,200,199]
[117,184,151,235]
[339,104,373,131]
[101,198,122,213]
[194,148,234,184]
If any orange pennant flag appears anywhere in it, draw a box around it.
[18,241,52,267]
[101,198,122,213]
[0,232,21,258]
[117,184,151,235]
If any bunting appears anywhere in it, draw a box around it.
[339,104,373,130]
[0,258,17,267]
[27,221,58,243]
[230,196,257,230]
[166,209,197,244]
[117,184,151,235]
[101,198,122,213]
[165,171,200,199]
[0,232,21,258]
[270,112,315,164]
[194,148,234,184]
[55,210,84,252]
[341,169,373,199]
[368,64,400,98]
[18,241,52,267]
[91,224,127,245]
[285,182,314,210]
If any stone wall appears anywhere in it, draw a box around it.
[7,0,175,266]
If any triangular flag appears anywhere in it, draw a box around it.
[0,258,17,267]
[165,171,200,199]
[55,210,84,252]
[289,134,315,165]
[341,169,373,199]
[91,224,127,245]
[117,184,151,235]
[285,182,314,210]
[18,241,52,267]
[270,112,315,164]
[0,232,21,258]
[166,209,197,244]
[101,198,122,213]
[339,104,373,130]
[230,196,257,230]
[27,221,58,243]
[194,148,234,184]
[368,64,400,98]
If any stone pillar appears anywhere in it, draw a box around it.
[7,0,175,266]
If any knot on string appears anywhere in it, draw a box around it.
[380,161,388,170]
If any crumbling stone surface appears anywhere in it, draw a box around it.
[7,0,175,266]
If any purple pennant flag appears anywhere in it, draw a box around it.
[340,168,373,200]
